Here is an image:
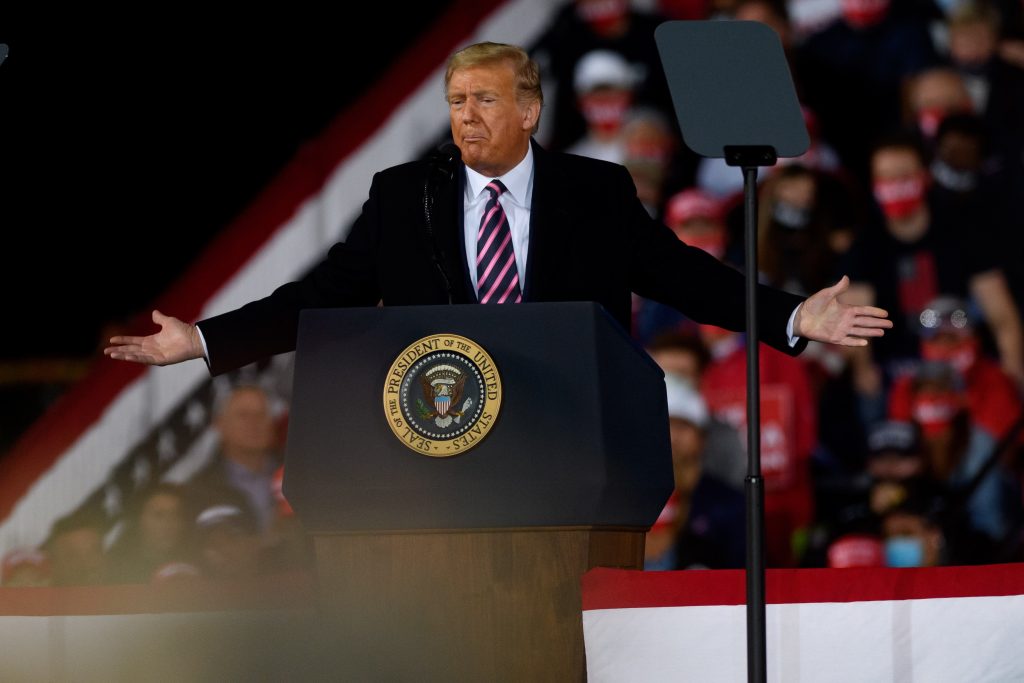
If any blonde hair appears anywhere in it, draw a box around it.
[949,1,1001,30]
[444,42,543,132]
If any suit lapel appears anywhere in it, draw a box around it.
[434,164,474,303]
[524,139,571,301]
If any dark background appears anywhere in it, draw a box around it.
[0,7,451,360]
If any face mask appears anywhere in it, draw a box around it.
[930,159,977,193]
[916,107,947,140]
[912,392,961,436]
[772,201,811,230]
[874,173,927,220]
[923,337,978,374]
[576,0,628,36]
[885,536,924,567]
[842,0,889,28]
[578,91,631,135]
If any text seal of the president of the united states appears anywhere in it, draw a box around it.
[383,333,502,457]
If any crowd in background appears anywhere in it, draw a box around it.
[554,0,1024,570]
[2,384,311,586]
[3,0,1024,585]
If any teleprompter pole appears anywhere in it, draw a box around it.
[742,162,766,683]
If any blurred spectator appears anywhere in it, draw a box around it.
[798,0,939,183]
[699,324,818,566]
[657,0,711,20]
[264,464,314,572]
[864,420,931,519]
[194,504,266,580]
[647,330,712,385]
[946,1,1024,167]
[896,297,1022,436]
[106,483,192,584]
[647,332,747,490]
[665,188,727,259]
[888,297,1022,540]
[531,0,673,151]
[786,0,845,40]
[882,497,945,567]
[826,533,885,568]
[644,373,745,569]
[841,136,1023,401]
[46,510,108,586]
[191,384,283,533]
[809,419,929,563]
[756,164,859,297]
[567,50,637,163]
[1,548,51,587]
[621,107,678,218]
[903,67,973,144]
[735,0,793,46]
[929,113,991,196]
[633,188,729,344]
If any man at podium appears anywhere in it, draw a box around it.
[105,42,890,374]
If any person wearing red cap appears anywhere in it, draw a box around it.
[826,533,885,568]
[633,188,728,344]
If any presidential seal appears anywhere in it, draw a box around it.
[383,334,502,457]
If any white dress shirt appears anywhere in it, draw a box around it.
[462,144,534,293]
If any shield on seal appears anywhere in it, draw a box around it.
[435,395,451,416]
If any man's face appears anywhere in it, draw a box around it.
[448,63,538,178]
[139,493,185,556]
[871,147,928,225]
[650,351,702,385]
[883,511,941,567]
[872,147,923,184]
[216,387,275,455]
[950,22,997,68]
[936,131,982,172]
[51,528,105,585]
[669,418,704,495]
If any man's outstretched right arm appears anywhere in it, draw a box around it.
[104,310,205,366]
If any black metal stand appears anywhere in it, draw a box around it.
[655,21,809,683]
[729,146,777,683]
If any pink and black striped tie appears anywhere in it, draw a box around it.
[476,179,522,304]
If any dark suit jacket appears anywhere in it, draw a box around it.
[199,140,806,375]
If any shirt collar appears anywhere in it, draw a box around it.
[464,143,534,207]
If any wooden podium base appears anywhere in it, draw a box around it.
[312,527,644,681]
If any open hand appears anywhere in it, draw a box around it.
[795,276,893,346]
[104,310,204,366]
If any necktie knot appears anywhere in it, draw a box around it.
[485,179,507,200]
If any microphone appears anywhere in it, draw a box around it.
[428,142,462,184]
[423,142,462,303]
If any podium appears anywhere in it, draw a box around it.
[284,302,673,680]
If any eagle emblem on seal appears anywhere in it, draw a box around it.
[418,364,473,428]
